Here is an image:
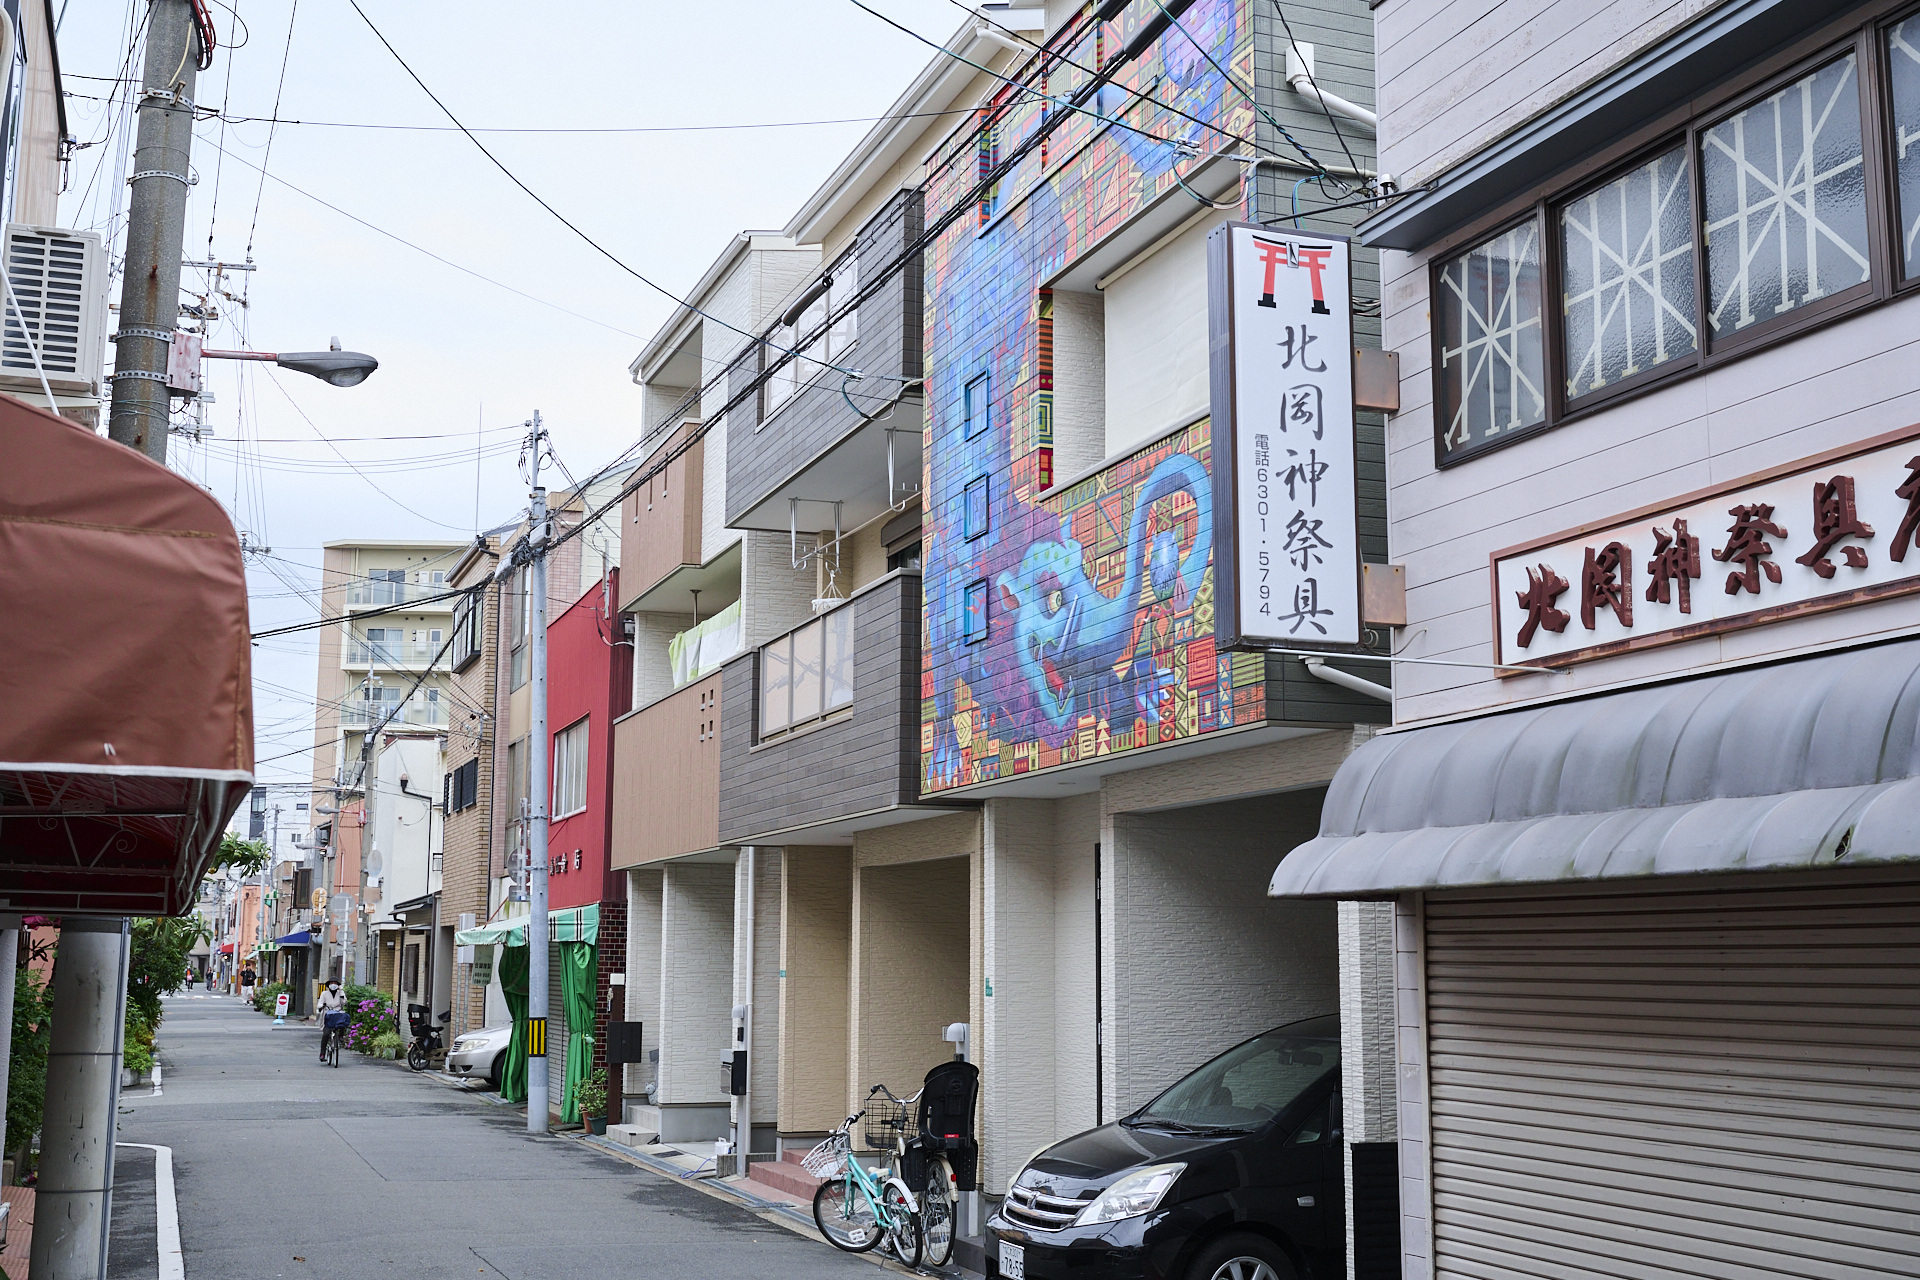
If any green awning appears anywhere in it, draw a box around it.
[454,902,597,947]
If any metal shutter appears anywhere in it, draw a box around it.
[1423,870,1920,1280]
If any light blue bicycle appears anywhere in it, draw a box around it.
[806,1088,923,1266]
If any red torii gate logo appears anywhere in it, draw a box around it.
[1254,237,1332,316]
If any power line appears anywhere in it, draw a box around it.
[344,0,905,385]
[201,139,644,340]
[248,585,472,640]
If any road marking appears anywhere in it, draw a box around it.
[117,1143,184,1280]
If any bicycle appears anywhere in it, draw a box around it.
[804,1091,922,1266]
[320,1010,348,1067]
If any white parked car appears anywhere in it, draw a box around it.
[445,1024,512,1089]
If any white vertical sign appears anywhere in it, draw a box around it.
[1207,223,1360,650]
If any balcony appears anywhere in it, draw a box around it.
[339,698,450,729]
[344,579,455,609]
[344,637,445,668]
[610,671,722,867]
[726,189,924,537]
[718,571,964,844]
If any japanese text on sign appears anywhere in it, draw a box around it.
[1492,428,1920,668]
[1207,223,1360,649]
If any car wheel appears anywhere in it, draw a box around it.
[1186,1233,1297,1280]
[488,1057,502,1091]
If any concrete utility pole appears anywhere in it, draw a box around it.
[107,0,204,461]
[526,413,551,1134]
[31,918,132,1280]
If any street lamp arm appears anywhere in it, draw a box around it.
[201,349,280,361]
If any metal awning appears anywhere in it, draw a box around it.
[454,902,598,947]
[1271,640,1920,899]
[0,397,252,914]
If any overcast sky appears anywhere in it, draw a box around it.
[59,0,967,810]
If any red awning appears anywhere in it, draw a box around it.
[219,942,234,955]
[0,396,253,915]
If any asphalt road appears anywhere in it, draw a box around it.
[119,992,875,1280]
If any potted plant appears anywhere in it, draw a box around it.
[577,1068,609,1134]
[372,1031,404,1060]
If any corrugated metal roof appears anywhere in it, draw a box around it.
[1270,639,1920,898]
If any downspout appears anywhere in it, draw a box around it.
[734,846,754,1163]
[1302,656,1392,703]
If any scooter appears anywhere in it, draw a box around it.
[406,1004,450,1072]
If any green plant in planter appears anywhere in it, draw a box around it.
[371,1031,404,1060]
[576,1067,608,1123]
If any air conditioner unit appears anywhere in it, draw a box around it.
[1,224,108,396]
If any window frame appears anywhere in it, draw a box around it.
[551,716,589,820]
[1431,9,1913,470]
[963,372,992,440]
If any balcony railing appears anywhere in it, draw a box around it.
[344,579,453,608]
[340,698,450,729]
[611,673,721,867]
[344,637,444,667]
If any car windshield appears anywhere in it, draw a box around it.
[1130,1029,1339,1131]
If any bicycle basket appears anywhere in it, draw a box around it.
[863,1088,909,1149]
[322,1011,350,1028]
[800,1135,848,1179]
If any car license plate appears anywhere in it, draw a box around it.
[1000,1242,1025,1279]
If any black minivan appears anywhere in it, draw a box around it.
[989,1015,1342,1280]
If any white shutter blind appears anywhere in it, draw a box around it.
[1423,871,1920,1280]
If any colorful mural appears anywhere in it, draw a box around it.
[920,0,1269,793]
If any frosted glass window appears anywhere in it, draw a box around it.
[1560,147,1698,396]
[1891,21,1920,276]
[1435,222,1546,459]
[1702,55,1868,337]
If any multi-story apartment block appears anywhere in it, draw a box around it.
[1268,3,1920,1278]
[441,535,505,1043]
[307,539,465,999]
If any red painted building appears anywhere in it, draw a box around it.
[543,569,631,1088]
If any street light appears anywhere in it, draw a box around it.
[192,335,380,388]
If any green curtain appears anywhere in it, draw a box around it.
[498,943,530,1104]
[559,941,596,1123]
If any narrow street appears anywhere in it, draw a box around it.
[119,994,874,1280]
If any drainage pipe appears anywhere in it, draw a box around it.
[1302,656,1393,703]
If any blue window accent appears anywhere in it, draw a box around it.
[963,373,991,439]
[963,475,990,541]
[963,579,990,645]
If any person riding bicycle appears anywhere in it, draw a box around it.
[317,980,348,1060]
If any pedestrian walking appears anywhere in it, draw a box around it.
[240,964,257,1004]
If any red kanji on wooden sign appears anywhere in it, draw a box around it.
[1891,457,1920,562]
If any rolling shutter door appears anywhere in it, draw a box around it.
[1422,871,1920,1280]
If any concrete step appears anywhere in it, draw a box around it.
[749,1156,824,1200]
[604,1123,659,1149]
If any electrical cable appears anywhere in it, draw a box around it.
[1145,0,1345,189]
[345,0,905,384]
[245,0,298,258]
[1268,0,1360,177]
[200,139,644,340]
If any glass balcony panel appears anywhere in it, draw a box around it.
[790,620,823,723]
[761,636,791,735]
[824,607,854,710]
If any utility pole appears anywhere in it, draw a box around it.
[107,0,205,461]
[526,412,551,1134]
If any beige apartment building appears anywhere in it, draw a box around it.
[307,539,465,995]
